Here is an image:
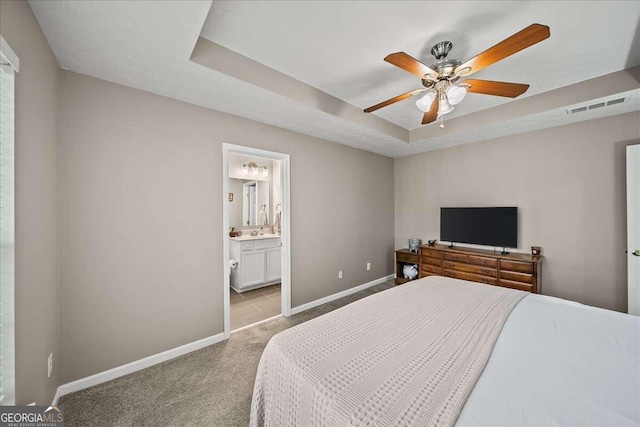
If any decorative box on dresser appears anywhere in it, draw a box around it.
[419,244,543,293]
[394,248,420,285]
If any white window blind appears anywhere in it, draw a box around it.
[0,59,16,406]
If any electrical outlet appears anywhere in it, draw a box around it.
[366,262,371,271]
[338,270,343,279]
[47,353,53,378]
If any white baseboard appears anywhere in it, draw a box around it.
[52,332,226,405]
[51,387,61,406]
[51,274,395,404]
[291,274,395,316]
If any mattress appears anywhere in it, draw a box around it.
[251,276,640,426]
[457,292,640,426]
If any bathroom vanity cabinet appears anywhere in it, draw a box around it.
[230,236,281,292]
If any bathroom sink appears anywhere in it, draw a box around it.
[231,235,251,240]
[231,233,280,241]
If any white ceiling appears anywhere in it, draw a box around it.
[29,1,640,158]
[202,1,640,129]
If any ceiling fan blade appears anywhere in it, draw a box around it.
[364,88,426,113]
[422,99,439,125]
[385,52,439,80]
[463,79,529,98]
[455,24,550,77]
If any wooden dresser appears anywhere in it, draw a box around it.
[419,244,542,293]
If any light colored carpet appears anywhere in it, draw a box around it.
[59,280,395,426]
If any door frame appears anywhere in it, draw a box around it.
[221,143,292,338]
[627,144,639,315]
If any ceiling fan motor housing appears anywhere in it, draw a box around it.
[422,60,462,88]
[433,59,461,77]
[423,41,462,84]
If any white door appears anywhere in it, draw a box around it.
[266,246,282,282]
[241,249,266,288]
[627,145,640,315]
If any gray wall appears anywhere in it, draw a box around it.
[58,71,395,383]
[0,1,60,404]
[395,113,639,312]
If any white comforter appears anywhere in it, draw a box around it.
[251,277,640,426]
[252,278,530,426]
[457,293,640,426]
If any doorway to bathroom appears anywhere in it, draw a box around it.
[222,143,291,337]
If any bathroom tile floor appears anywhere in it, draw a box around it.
[230,284,281,330]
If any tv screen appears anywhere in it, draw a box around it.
[440,207,517,248]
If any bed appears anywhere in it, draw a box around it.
[250,276,640,426]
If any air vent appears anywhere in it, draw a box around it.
[567,97,626,114]
[607,97,625,106]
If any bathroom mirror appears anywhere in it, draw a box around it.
[228,178,269,228]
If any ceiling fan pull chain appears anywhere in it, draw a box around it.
[439,115,445,129]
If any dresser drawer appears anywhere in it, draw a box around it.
[444,269,496,286]
[499,279,533,292]
[500,270,533,284]
[422,256,441,267]
[442,261,497,278]
[397,251,419,263]
[421,247,441,258]
[422,264,442,274]
[444,252,469,264]
[468,255,497,268]
[500,259,533,274]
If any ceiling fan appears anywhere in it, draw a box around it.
[364,24,550,127]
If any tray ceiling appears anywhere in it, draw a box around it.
[201,1,640,129]
[29,0,640,158]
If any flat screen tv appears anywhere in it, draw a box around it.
[440,207,517,248]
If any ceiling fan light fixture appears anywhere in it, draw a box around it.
[446,84,467,105]
[416,90,436,112]
[438,97,455,115]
